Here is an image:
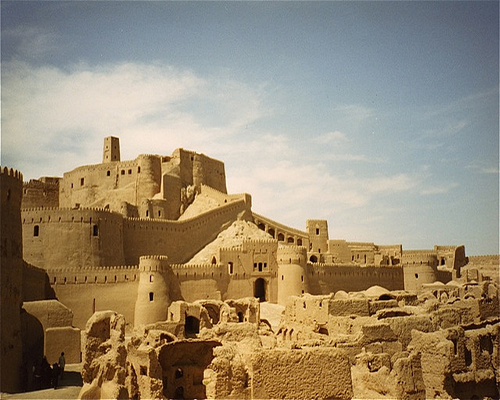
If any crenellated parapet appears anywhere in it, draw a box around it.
[138,255,169,273]
[1,166,23,181]
[278,245,307,264]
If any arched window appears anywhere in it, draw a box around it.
[33,225,40,236]
[277,233,284,242]
[228,262,234,275]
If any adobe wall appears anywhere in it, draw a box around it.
[22,262,55,302]
[123,199,251,265]
[47,265,139,330]
[308,264,404,294]
[250,347,353,399]
[253,212,309,247]
[164,148,227,194]
[22,208,125,270]
[22,177,60,209]
[403,265,438,292]
[0,167,24,393]
[59,155,162,210]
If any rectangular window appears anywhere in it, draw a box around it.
[80,178,84,186]
[33,225,39,236]
[149,292,154,301]
[93,224,99,236]
[228,262,234,275]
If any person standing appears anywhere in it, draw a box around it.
[58,352,66,380]
[51,363,60,389]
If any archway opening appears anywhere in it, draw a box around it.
[254,278,266,302]
[310,255,318,263]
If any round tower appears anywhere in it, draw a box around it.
[1,167,24,392]
[402,253,439,292]
[134,255,171,326]
[277,245,309,305]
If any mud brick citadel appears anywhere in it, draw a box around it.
[1,136,498,399]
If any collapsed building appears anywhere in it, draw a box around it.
[1,136,498,399]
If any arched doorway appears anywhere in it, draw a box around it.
[254,278,266,302]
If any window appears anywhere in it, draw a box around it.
[128,169,132,174]
[415,273,419,279]
[316,228,319,235]
[121,170,125,175]
[150,275,154,282]
[92,224,99,236]
[149,292,154,301]
[106,171,110,176]
[80,178,84,186]
[258,262,263,272]
[33,225,40,236]
[138,166,141,173]
[158,210,161,217]
[228,262,234,275]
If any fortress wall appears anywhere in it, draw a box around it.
[22,178,60,209]
[308,264,404,294]
[1,167,24,392]
[172,264,227,302]
[22,262,55,302]
[253,212,309,247]
[59,155,162,209]
[123,199,250,265]
[467,255,499,265]
[402,251,438,266]
[22,208,125,269]
[52,280,139,331]
[164,149,227,194]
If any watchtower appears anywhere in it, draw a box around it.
[134,255,171,326]
[277,245,309,305]
[102,136,120,163]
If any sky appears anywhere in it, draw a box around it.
[1,1,498,256]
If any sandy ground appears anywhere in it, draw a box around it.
[1,364,82,400]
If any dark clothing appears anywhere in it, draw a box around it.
[52,363,60,389]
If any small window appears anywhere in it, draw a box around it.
[415,273,419,279]
[175,368,183,379]
[121,170,125,175]
[128,169,132,174]
[149,292,154,301]
[316,228,319,235]
[33,225,40,236]
[106,170,110,176]
[137,166,141,173]
[150,274,154,283]
[258,262,263,272]
[158,210,161,217]
[228,262,234,275]
[71,183,74,188]
[80,178,84,186]
[146,210,149,217]
[93,224,99,236]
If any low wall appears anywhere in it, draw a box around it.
[250,347,353,399]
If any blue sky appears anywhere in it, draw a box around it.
[1,1,498,255]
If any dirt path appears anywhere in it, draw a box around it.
[1,364,82,400]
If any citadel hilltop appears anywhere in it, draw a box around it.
[1,136,498,399]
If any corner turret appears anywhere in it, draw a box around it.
[277,245,309,305]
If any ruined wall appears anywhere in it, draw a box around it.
[308,264,404,294]
[250,347,353,399]
[22,177,60,209]
[22,208,125,270]
[0,167,24,393]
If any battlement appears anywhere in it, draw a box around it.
[1,166,23,181]
[48,264,140,285]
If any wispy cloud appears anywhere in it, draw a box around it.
[313,130,349,144]
[466,162,499,175]
[1,61,268,177]
[420,183,459,196]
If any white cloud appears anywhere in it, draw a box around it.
[313,130,349,144]
[1,61,268,177]
[420,183,459,196]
